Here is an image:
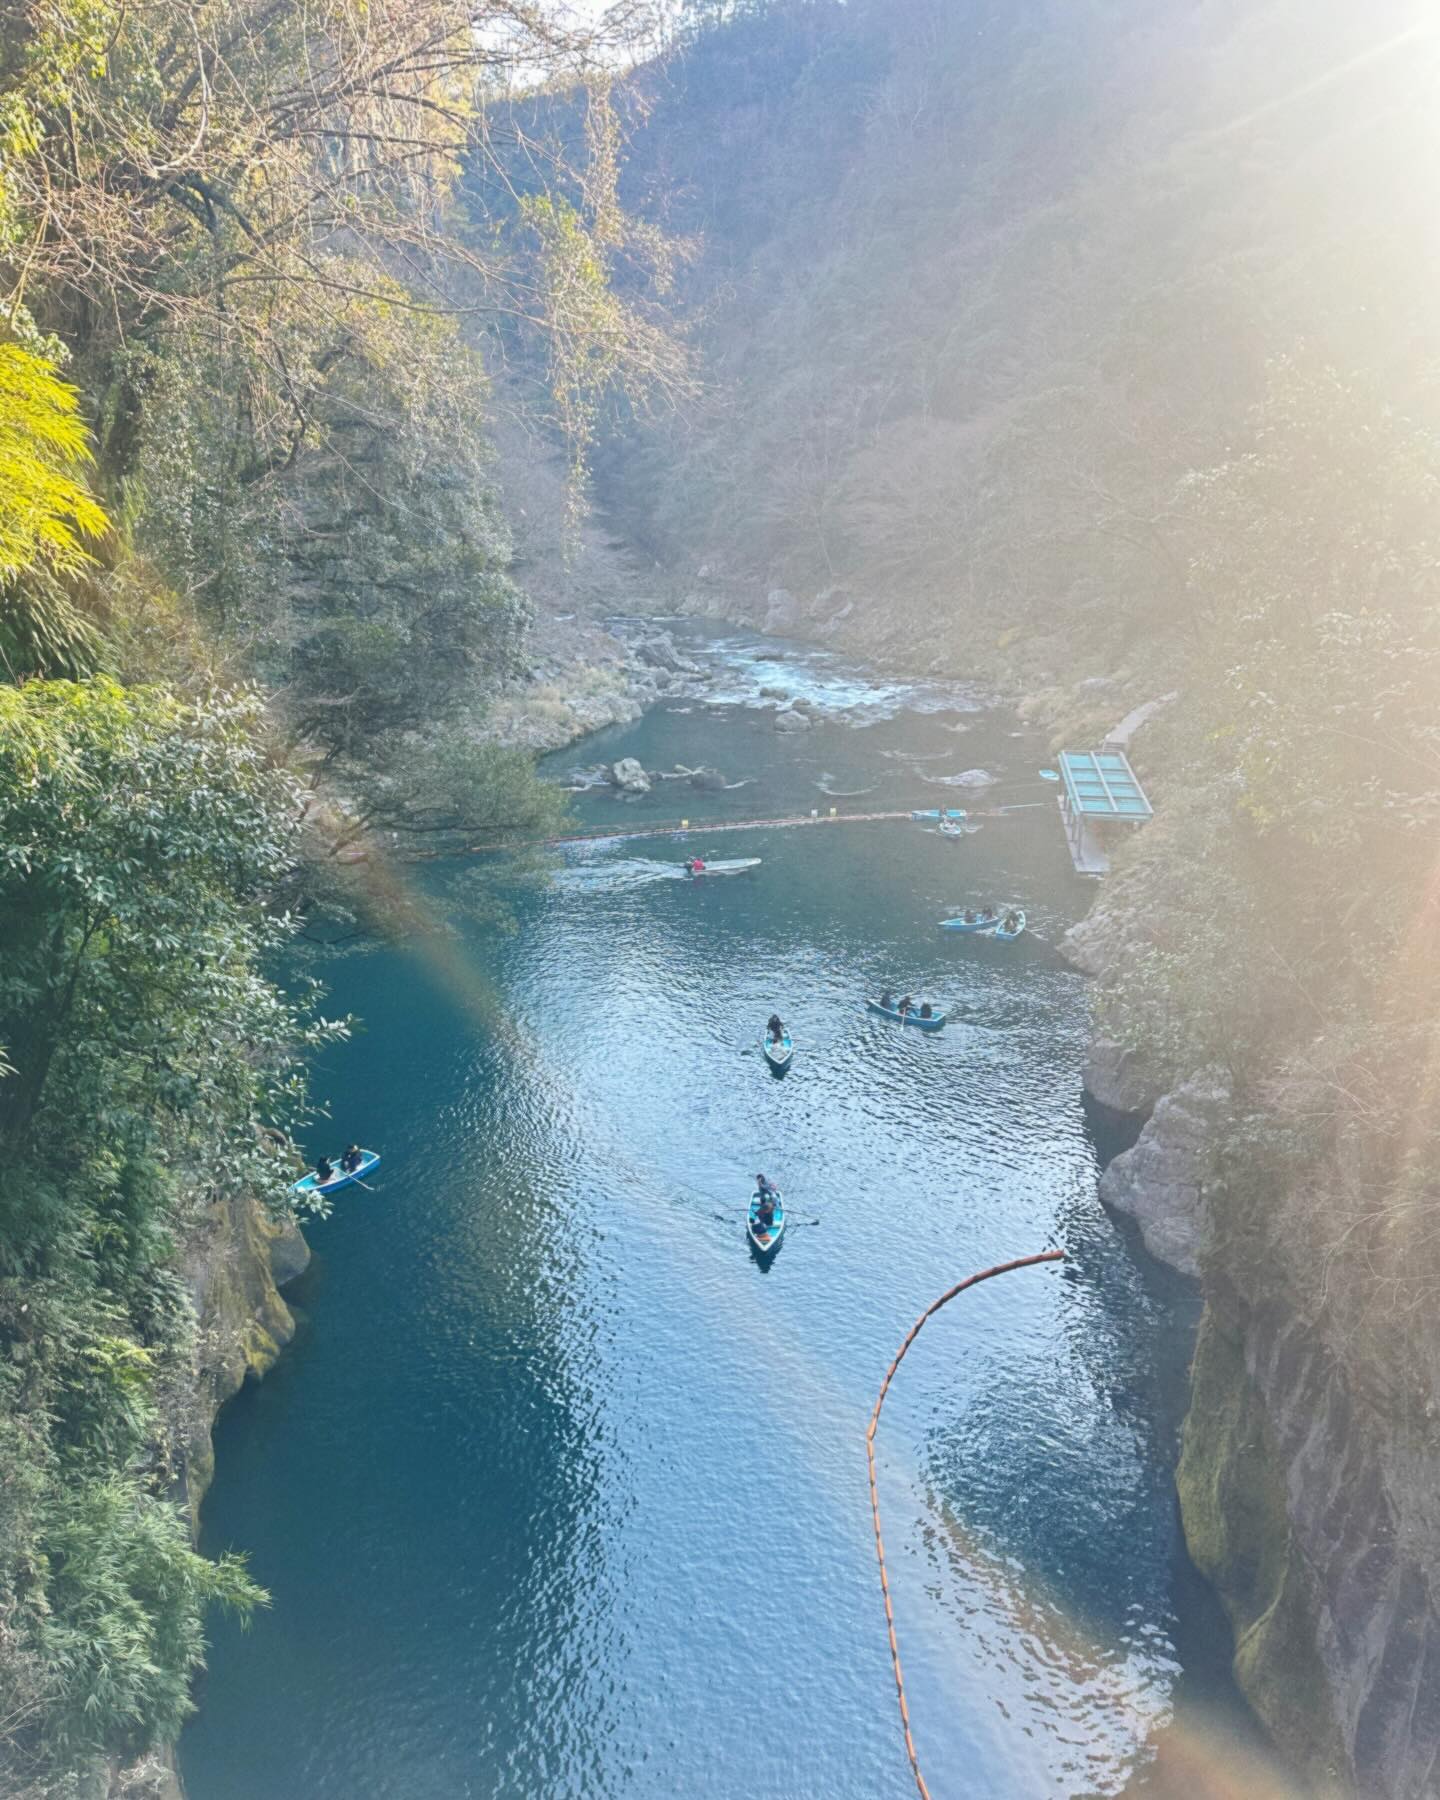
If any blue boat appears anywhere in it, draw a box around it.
[291,1148,380,1198]
[909,808,968,822]
[747,1188,785,1254]
[866,998,946,1030]
[762,1030,794,1072]
[940,912,998,934]
[993,910,1027,942]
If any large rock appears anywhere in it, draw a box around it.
[953,767,998,787]
[610,757,651,794]
[773,708,811,733]
[634,631,702,676]
[1083,1037,1164,1117]
[688,767,727,792]
[1098,1070,1232,1276]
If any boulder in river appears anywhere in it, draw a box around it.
[610,757,651,795]
[774,709,811,733]
[759,685,790,701]
[953,767,998,787]
[635,631,702,676]
[688,768,728,792]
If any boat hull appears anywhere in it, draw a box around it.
[993,913,1027,942]
[747,1190,785,1254]
[684,858,761,878]
[762,1033,794,1072]
[939,915,998,933]
[291,1149,380,1198]
[865,1000,946,1030]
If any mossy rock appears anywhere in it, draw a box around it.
[1178,1306,1349,1789]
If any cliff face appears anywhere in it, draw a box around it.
[1080,978,1440,1796]
[175,1193,309,1522]
[1178,1247,1440,1799]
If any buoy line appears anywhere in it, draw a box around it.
[866,1249,1067,1798]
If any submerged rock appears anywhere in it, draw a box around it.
[774,709,811,733]
[609,757,651,794]
[953,767,998,787]
[688,768,728,791]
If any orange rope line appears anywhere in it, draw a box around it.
[866,1249,1067,1799]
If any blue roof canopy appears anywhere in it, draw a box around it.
[1058,750,1153,820]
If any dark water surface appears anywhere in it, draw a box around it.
[183,633,1248,1799]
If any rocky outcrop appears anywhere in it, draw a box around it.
[173,1193,309,1524]
[764,587,800,632]
[1083,1036,1164,1118]
[633,630,702,675]
[773,708,810,732]
[609,756,651,794]
[1097,1071,1230,1277]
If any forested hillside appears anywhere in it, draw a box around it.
[599,4,1440,1792]
[0,3,670,1791]
[603,0,1434,666]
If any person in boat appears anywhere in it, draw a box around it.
[687,857,706,876]
[963,907,976,923]
[919,1001,933,1019]
[315,1155,335,1183]
[767,1013,785,1043]
[1003,911,1019,932]
[897,994,913,1016]
[753,1179,778,1235]
[879,987,893,1009]
[981,904,996,920]
[341,1145,363,1173]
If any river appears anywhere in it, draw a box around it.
[181,629,1260,1799]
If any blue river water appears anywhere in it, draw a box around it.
[181,631,1269,1799]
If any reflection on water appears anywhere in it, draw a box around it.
[182,638,1270,1800]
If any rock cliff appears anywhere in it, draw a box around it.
[1078,896,1440,1797]
[173,1194,309,1525]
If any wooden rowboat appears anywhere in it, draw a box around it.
[940,913,998,934]
[762,1031,794,1072]
[993,911,1027,942]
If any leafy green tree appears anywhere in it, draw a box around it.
[0,677,339,1785]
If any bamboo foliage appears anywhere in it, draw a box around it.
[0,343,108,581]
